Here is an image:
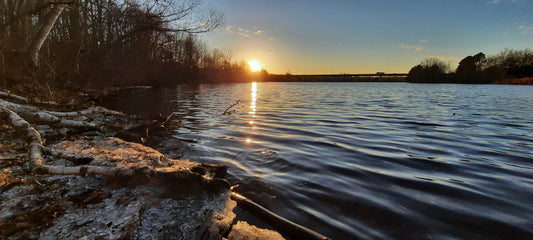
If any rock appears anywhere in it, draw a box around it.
[204,199,238,240]
[49,136,172,168]
[0,172,233,240]
[227,221,285,240]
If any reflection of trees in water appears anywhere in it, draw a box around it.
[102,83,254,133]
[171,85,203,128]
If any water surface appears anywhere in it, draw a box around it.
[104,82,533,239]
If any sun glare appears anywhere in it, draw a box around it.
[249,60,262,72]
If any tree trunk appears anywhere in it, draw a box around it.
[69,0,82,72]
[27,3,67,66]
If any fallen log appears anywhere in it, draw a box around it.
[0,91,30,103]
[45,106,123,117]
[0,99,97,129]
[0,90,122,117]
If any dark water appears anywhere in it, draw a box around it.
[103,82,533,240]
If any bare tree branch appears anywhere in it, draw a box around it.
[222,98,241,115]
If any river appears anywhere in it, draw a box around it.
[102,82,533,240]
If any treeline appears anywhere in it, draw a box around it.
[265,74,405,82]
[407,49,533,84]
[0,0,250,92]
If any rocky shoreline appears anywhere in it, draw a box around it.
[0,91,284,239]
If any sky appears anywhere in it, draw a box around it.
[200,0,533,74]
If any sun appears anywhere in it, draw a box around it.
[248,60,262,72]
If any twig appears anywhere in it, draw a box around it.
[35,179,43,186]
[162,112,180,126]
[222,98,241,115]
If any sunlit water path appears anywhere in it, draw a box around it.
[103,82,533,239]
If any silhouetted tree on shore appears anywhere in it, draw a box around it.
[407,57,450,83]
[482,49,533,80]
[455,52,486,83]
[407,49,532,84]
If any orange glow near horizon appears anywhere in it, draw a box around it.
[249,60,262,72]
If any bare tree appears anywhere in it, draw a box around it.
[421,57,451,73]
[27,3,69,66]
[1,0,225,87]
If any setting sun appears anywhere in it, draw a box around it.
[248,60,262,72]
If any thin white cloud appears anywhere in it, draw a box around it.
[400,40,432,53]
[225,25,233,33]
[518,24,533,34]
[489,0,518,4]
[226,26,269,39]
[400,43,424,52]
[236,28,251,37]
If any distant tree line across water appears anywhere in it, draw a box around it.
[407,49,533,84]
[0,0,256,95]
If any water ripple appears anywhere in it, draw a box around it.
[104,83,533,240]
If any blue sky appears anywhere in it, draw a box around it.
[201,0,533,74]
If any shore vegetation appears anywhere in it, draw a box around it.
[407,49,533,84]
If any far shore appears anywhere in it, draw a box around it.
[206,72,531,85]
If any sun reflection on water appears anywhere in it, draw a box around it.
[251,82,257,114]
[246,82,258,144]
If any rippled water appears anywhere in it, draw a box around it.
[104,82,533,239]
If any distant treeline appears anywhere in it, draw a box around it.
[0,0,252,94]
[407,49,533,84]
[265,74,405,82]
